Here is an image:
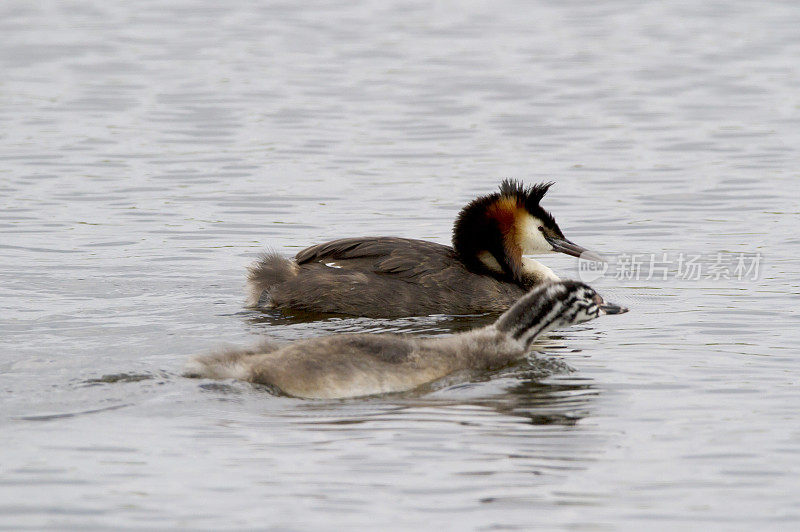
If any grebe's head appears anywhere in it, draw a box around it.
[453,180,599,281]
[495,180,597,257]
[495,281,627,347]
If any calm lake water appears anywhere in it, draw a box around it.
[2,1,800,529]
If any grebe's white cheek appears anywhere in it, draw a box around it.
[519,215,554,254]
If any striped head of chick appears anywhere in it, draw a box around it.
[495,280,628,348]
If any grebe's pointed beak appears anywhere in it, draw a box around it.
[599,302,628,315]
[544,235,605,262]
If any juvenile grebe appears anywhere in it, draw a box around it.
[246,180,599,317]
[186,281,626,399]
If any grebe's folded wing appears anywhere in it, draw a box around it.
[295,237,455,279]
[295,237,373,263]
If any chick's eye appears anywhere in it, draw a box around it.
[538,226,544,232]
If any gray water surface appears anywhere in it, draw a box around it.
[2,1,800,529]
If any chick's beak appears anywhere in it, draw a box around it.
[544,235,604,262]
[599,302,628,315]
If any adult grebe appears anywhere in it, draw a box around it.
[246,180,599,317]
[186,281,627,399]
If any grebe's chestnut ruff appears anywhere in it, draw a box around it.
[246,180,599,318]
[187,281,627,399]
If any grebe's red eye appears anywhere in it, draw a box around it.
[538,226,544,231]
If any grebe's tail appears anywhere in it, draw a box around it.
[245,252,298,307]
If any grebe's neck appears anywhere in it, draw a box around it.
[520,257,560,286]
[475,253,559,288]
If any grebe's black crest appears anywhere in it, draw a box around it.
[496,179,562,236]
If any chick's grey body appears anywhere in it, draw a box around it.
[187,281,627,399]
[188,330,514,399]
[254,237,529,317]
